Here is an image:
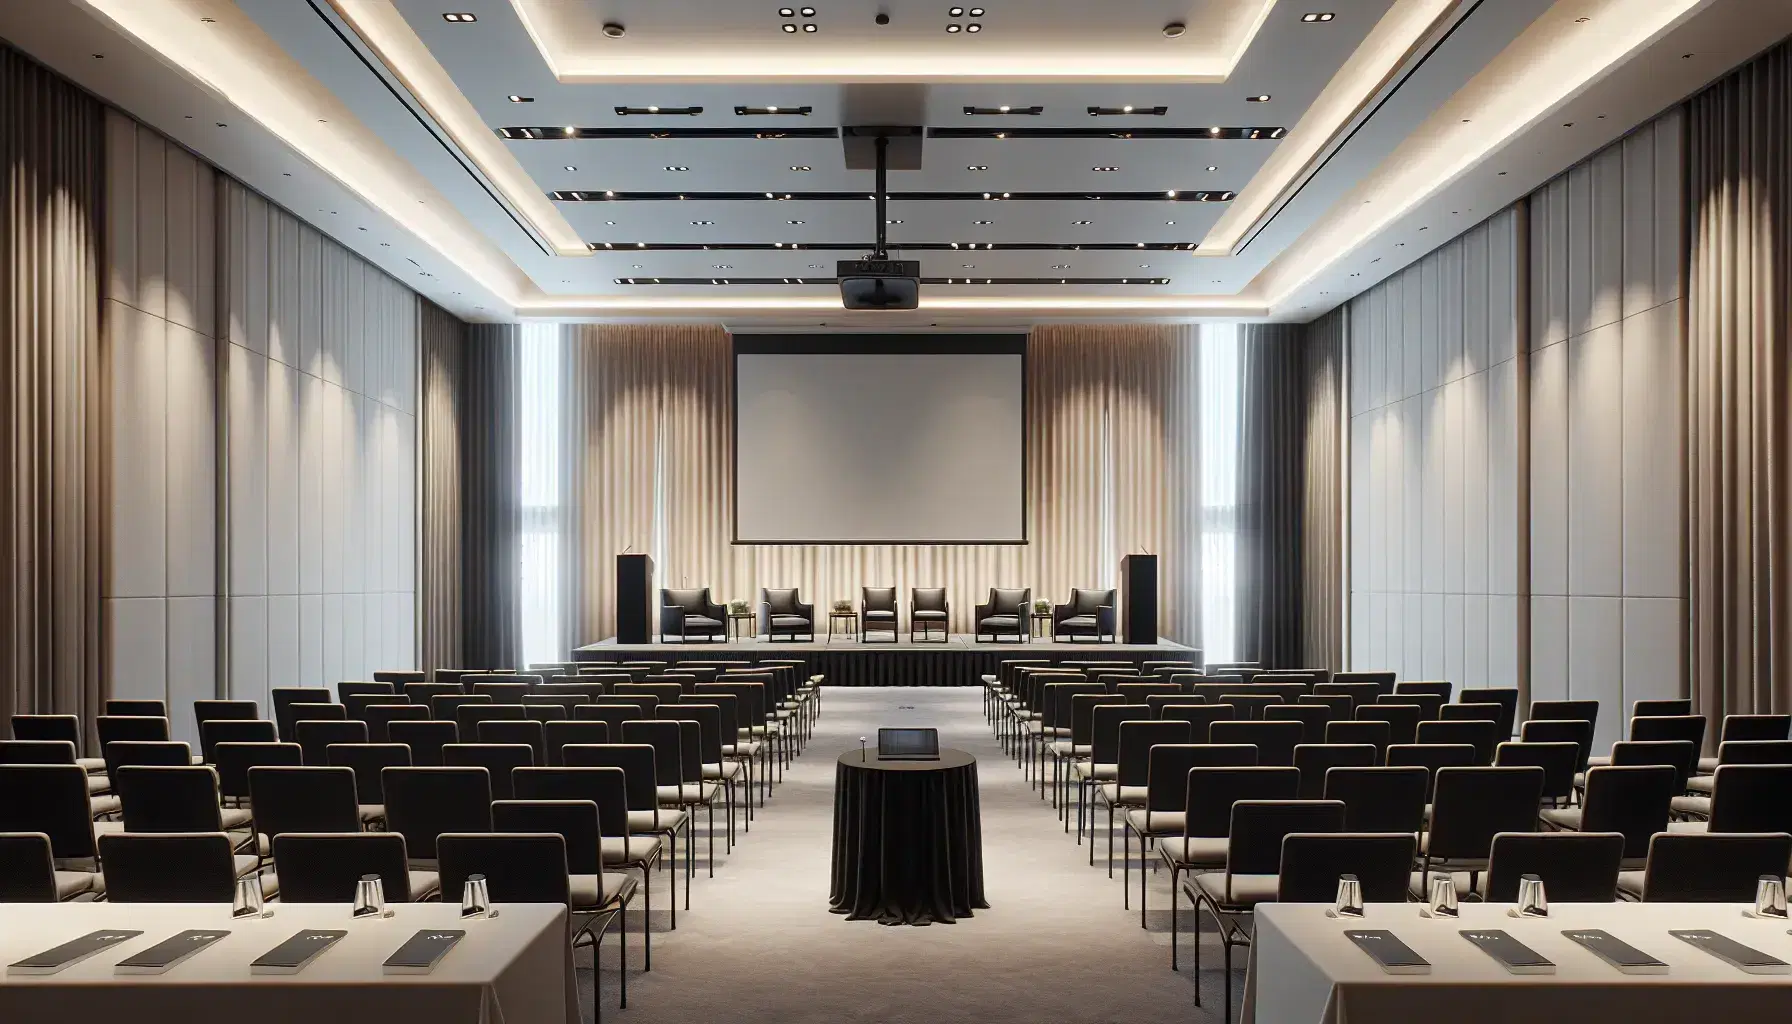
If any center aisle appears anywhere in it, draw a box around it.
[590,686,1235,1023]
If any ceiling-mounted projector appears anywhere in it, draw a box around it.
[838,130,920,310]
[838,258,921,310]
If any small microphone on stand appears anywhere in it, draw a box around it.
[859,736,868,762]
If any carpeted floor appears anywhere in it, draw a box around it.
[577,686,1245,1023]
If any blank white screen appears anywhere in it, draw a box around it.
[735,345,1024,543]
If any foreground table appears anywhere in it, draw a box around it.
[0,901,576,1024]
[830,747,987,925]
[1243,901,1792,1024]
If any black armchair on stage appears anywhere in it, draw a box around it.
[660,586,727,642]
[1053,587,1117,643]
[861,586,899,643]
[761,587,816,641]
[974,587,1031,643]
[910,587,949,642]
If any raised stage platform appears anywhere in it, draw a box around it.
[573,633,1193,687]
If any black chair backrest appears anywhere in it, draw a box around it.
[1628,715,1707,758]
[1708,764,1792,834]
[387,720,459,767]
[364,703,429,743]
[1218,693,1281,721]
[1440,702,1504,726]
[1143,744,1257,815]
[1425,766,1545,861]
[337,682,396,703]
[1277,833,1416,903]
[114,765,223,832]
[272,832,414,902]
[1394,681,1453,703]
[1160,702,1235,741]
[104,739,191,784]
[470,681,530,703]
[9,715,83,751]
[249,765,361,837]
[373,670,428,685]
[441,743,534,800]
[106,699,167,717]
[271,688,332,741]
[1300,694,1356,719]
[296,719,368,766]
[1415,719,1499,764]
[621,719,688,787]
[544,721,610,766]
[1331,670,1395,694]
[1642,832,1792,902]
[493,799,604,874]
[1226,800,1346,875]
[1183,766,1299,837]
[1354,704,1420,746]
[513,766,631,838]
[1632,699,1692,719]
[1485,831,1624,902]
[1385,743,1478,802]
[346,694,410,721]
[1312,681,1380,709]
[436,833,570,904]
[194,700,260,724]
[381,766,494,860]
[325,742,411,805]
[478,720,547,765]
[1379,692,1443,721]
[97,716,171,776]
[0,764,97,861]
[1264,703,1335,745]
[601,693,661,716]
[0,832,58,902]
[1610,739,1697,792]
[96,832,236,902]
[1208,720,1303,767]
[199,719,277,765]
[454,703,527,739]
[1324,719,1390,761]
[1716,739,1792,766]
[1720,715,1792,744]
[0,739,76,765]
[1578,765,1675,859]
[404,682,464,707]
[1114,721,1192,784]
[1494,741,1580,803]
[430,694,491,722]
[1458,687,1520,737]
[1292,743,1377,800]
[1520,718,1596,773]
[1322,765,1429,834]
[1528,699,1599,737]
[1089,704,1154,764]
[213,741,302,799]
[563,744,660,815]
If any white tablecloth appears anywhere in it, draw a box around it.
[0,902,576,1024]
[1243,902,1792,1024]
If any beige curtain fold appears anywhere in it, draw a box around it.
[418,298,464,671]
[1301,308,1347,670]
[1686,39,1792,718]
[0,47,105,738]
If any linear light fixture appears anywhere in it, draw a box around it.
[585,241,1200,251]
[614,277,1172,286]
[498,126,837,140]
[735,105,814,115]
[614,105,703,116]
[1087,105,1168,116]
[963,105,1042,116]
[553,189,1232,202]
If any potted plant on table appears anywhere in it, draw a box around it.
[728,598,750,616]
[832,598,853,614]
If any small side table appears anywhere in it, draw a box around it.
[1030,611,1053,640]
[727,611,757,641]
[828,610,859,642]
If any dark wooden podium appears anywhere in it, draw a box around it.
[1119,554,1158,645]
[616,553,655,644]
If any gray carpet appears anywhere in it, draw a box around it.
[577,687,1245,1023]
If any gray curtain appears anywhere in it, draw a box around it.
[1686,39,1792,718]
[418,299,465,672]
[459,323,519,670]
[0,46,105,739]
[1236,323,1308,668]
[1301,308,1347,671]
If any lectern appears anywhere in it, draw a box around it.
[1119,554,1158,645]
[616,553,655,644]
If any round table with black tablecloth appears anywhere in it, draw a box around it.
[829,747,987,925]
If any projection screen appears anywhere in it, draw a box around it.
[734,335,1026,544]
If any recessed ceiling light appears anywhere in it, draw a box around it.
[783,23,797,32]
[562,126,577,136]
[780,6,796,15]
[1051,264,1068,270]
[665,165,689,171]
[1139,264,1151,269]
[886,219,904,224]
[787,219,805,224]
[1575,16,1590,22]
[801,6,816,15]
[967,23,981,32]
[737,105,813,116]
[691,220,715,225]
[442,13,476,23]
[1072,219,1091,225]
[967,164,988,171]
[1247,95,1271,102]
[632,264,643,269]
[1206,165,1218,172]
[947,24,961,32]
[1163,21,1186,37]
[508,95,533,103]
[1092,166,1118,172]
[713,264,733,269]
[1166,220,1176,225]
[1301,12,1335,22]
[949,5,965,13]
[605,220,616,225]
[974,219,993,225]
[969,7,984,15]
[804,23,817,32]
[962,264,975,269]
[564,165,578,171]
[602,21,626,37]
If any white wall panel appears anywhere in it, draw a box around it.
[166,597,215,744]
[1529,341,1568,596]
[1568,596,1624,747]
[165,323,216,598]
[1622,301,1684,598]
[1567,322,1624,595]
[108,598,167,702]
[107,301,167,599]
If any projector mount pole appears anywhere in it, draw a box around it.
[873,134,888,260]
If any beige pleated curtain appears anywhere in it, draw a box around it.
[550,323,1203,646]
[0,47,105,736]
[1686,38,1792,718]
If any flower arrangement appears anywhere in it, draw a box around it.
[832,598,853,613]
[728,599,750,615]
[1033,598,1051,614]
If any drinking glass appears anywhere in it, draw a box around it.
[1516,874,1549,918]
[353,873,388,920]
[232,875,266,920]
[461,873,491,918]
[1754,875,1788,919]
[1427,873,1459,918]
[1333,874,1364,918]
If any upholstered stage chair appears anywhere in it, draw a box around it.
[660,587,726,643]
[1052,588,1116,643]
[860,586,899,642]
[910,587,949,642]
[975,587,1031,643]
[760,588,815,642]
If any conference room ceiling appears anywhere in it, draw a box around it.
[16,0,1789,323]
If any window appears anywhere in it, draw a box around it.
[1199,323,1241,664]
[516,323,562,666]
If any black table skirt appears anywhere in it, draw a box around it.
[830,749,987,925]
